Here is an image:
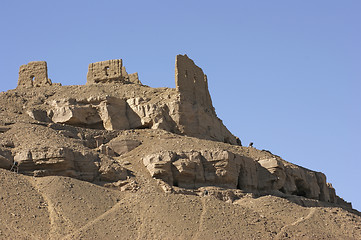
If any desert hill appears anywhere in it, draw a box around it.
[0,55,360,239]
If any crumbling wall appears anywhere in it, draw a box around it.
[175,54,213,110]
[122,66,142,85]
[175,55,240,145]
[87,59,123,84]
[87,59,141,85]
[17,61,52,88]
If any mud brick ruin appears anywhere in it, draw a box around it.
[17,61,52,88]
[87,59,141,85]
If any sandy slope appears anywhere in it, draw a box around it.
[1,167,360,240]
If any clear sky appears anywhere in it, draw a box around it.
[1,1,360,210]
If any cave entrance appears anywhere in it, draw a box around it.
[292,179,309,197]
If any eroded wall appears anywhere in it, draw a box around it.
[87,59,141,85]
[18,61,52,88]
[175,54,240,145]
[175,54,213,110]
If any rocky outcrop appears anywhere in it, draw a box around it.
[49,97,127,130]
[17,61,52,88]
[11,146,126,182]
[142,150,338,204]
[125,97,179,132]
[13,147,99,181]
[87,59,141,85]
[48,96,178,131]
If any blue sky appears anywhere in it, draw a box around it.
[1,1,360,210]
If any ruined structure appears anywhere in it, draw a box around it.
[175,55,239,145]
[17,61,52,88]
[86,59,141,85]
[175,54,212,109]
[20,55,239,145]
[0,54,359,239]
[3,54,352,210]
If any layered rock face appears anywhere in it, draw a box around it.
[142,150,338,204]
[49,97,129,130]
[13,147,98,180]
[0,122,129,183]
[46,96,179,132]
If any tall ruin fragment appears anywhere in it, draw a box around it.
[17,61,52,88]
[175,54,213,110]
[175,54,239,145]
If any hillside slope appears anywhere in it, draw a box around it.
[0,55,360,239]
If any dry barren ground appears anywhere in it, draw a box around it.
[1,165,361,239]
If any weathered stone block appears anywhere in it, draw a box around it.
[107,139,141,156]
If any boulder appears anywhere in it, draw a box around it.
[97,98,129,130]
[50,97,130,130]
[107,138,141,156]
[99,162,128,182]
[26,109,52,122]
[50,99,103,128]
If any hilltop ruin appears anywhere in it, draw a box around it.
[0,54,359,239]
[17,55,239,145]
[0,54,353,213]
